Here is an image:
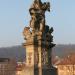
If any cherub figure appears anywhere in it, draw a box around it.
[23,27,32,40]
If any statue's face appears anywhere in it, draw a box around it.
[35,3,39,8]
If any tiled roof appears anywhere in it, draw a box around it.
[57,54,75,65]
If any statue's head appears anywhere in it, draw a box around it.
[34,0,41,4]
[34,0,41,2]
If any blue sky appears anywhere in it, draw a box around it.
[0,0,75,47]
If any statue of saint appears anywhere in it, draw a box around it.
[29,0,50,32]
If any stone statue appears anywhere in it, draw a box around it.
[29,0,50,31]
[23,0,56,74]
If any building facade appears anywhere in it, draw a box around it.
[56,54,75,75]
[0,58,16,75]
[57,65,75,75]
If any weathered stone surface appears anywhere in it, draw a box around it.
[23,0,56,75]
